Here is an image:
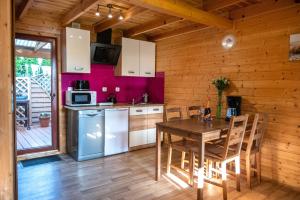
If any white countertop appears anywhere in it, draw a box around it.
[64,103,164,111]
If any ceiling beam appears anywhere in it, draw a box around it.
[124,0,241,38]
[61,0,99,26]
[230,0,297,19]
[16,0,34,20]
[94,6,146,32]
[34,42,47,52]
[204,0,244,11]
[149,24,208,41]
[124,17,182,37]
[16,48,51,59]
[121,0,233,29]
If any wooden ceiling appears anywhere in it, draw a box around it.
[15,0,297,41]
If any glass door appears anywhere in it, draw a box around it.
[15,34,58,155]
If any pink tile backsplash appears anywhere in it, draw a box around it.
[61,64,164,104]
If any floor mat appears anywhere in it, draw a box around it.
[20,155,62,167]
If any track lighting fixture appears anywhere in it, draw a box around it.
[95,4,100,16]
[107,4,113,19]
[95,4,127,20]
[118,10,124,20]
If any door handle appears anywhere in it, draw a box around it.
[51,93,56,102]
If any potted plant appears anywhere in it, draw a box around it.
[212,77,230,119]
[39,112,51,127]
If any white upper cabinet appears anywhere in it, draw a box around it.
[120,37,140,76]
[116,37,156,77]
[62,27,90,73]
[140,40,156,77]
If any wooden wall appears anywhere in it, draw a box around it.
[156,6,300,189]
[0,0,15,199]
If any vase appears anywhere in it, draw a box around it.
[216,90,223,119]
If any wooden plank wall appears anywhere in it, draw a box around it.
[156,6,300,190]
[0,0,15,199]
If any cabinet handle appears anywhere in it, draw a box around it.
[136,109,143,112]
[153,108,159,111]
[74,66,84,71]
[128,71,135,74]
[145,72,151,75]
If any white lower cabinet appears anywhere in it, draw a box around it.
[129,130,148,147]
[147,128,156,144]
[129,105,164,149]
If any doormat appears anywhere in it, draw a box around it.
[20,155,62,167]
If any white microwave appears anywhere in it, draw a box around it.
[66,91,97,106]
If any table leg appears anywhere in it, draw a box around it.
[197,139,205,200]
[155,127,161,181]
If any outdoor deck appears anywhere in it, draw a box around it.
[17,126,52,151]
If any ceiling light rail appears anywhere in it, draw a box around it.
[95,3,127,20]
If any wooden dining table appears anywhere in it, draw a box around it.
[155,118,230,200]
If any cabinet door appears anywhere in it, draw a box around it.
[139,41,155,77]
[122,38,140,76]
[129,115,148,132]
[147,128,163,144]
[65,28,90,73]
[129,130,148,147]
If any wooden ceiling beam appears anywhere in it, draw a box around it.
[204,0,245,11]
[61,0,99,26]
[149,24,208,41]
[16,0,34,20]
[34,42,47,52]
[94,6,146,32]
[230,0,297,19]
[121,0,233,29]
[124,17,182,37]
[125,0,241,38]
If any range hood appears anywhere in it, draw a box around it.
[91,29,121,66]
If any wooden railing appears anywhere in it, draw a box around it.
[31,74,51,97]
[16,75,51,126]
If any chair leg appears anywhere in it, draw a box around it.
[167,146,172,174]
[246,156,251,189]
[235,156,241,192]
[181,152,186,169]
[189,151,195,186]
[221,161,227,200]
[256,152,261,184]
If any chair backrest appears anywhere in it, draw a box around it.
[222,114,249,160]
[165,107,183,122]
[187,106,202,119]
[245,113,268,155]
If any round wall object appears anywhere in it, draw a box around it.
[222,34,236,49]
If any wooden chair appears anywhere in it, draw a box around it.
[242,113,268,188]
[165,107,196,185]
[192,115,249,200]
[187,106,202,119]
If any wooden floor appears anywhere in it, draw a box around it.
[17,125,52,151]
[18,148,300,200]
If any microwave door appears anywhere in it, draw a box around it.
[72,93,91,105]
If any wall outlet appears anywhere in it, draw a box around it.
[102,87,107,92]
[115,87,120,92]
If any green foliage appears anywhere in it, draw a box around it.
[212,76,230,91]
[35,66,44,76]
[42,59,51,66]
[15,56,51,77]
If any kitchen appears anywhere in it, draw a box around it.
[1,0,300,200]
[62,28,165,160]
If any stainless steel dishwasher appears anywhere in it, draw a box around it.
[67,109,104,161]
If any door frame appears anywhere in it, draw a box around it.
[15,33,58,155]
